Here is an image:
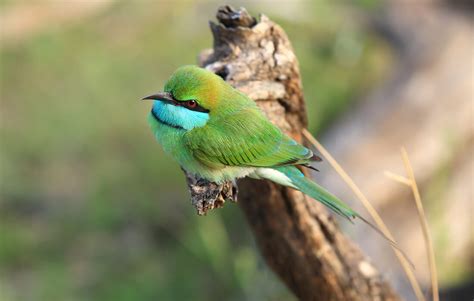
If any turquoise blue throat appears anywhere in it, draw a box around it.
[152,100,209,130]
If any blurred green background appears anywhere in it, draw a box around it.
[1,1,470,301]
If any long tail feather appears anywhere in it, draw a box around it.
[273,166,414,268]
[274,166,357,221]
[357,215,415,269]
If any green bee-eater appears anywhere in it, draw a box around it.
[143,65,359,222]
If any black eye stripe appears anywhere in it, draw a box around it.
[174,98,209,113]
[184,101,209,113]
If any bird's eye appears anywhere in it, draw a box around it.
[186,100,197,109]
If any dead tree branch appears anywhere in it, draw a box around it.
[184,5,401,301]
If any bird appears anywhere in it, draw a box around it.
[142,65,367,222]
[142,65,416,266]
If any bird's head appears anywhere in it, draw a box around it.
[143,65,225,130]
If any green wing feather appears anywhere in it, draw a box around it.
[184,107,313,168]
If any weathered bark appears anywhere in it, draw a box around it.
[183,167,237,215]
[185,6,401,301]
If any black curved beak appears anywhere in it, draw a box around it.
[141,92,175,104]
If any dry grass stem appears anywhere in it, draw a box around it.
[302,129,425,301]
[400,148,439,301]
[384,171,412,186]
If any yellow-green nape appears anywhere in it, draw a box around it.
[163,65,225,110]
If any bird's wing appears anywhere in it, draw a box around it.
[184,108,314,168]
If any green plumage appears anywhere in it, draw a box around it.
[146,65,358,221]
[144,65,414,261]
[186,108,312,168]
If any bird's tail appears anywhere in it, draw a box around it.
[272,165,358,222]
[262,165,414,267]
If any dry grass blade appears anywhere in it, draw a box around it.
[400,148,439,301]
[302,129,425,301]
[384,171,412,186]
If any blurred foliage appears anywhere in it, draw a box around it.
[0,1,392,301]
